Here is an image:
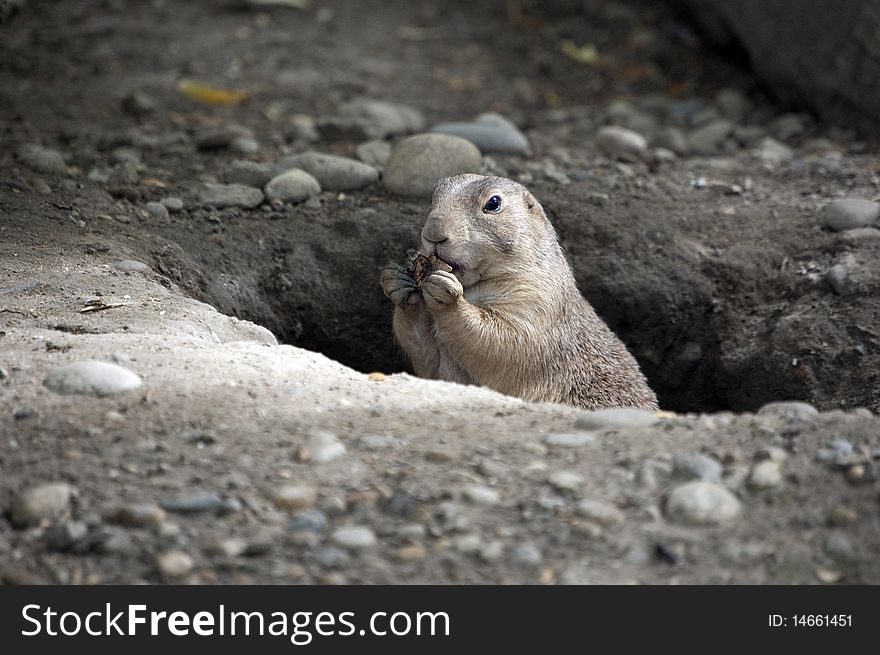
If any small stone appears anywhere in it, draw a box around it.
[199,183,264,209]
[307,431,346,464]
[272,485,317,510]
[771,113,806,141]
[355,139,392,168]
[161,492,225,513]
[479,540,504,562]
[230,136,259,155]
[595,126,647,161]
[577,499,624,524]
[383,133,481,197]
[652,126,689,155]
[396,543,426,561]
[666,481,742,525]
[44,360,142,396]
[756,446,788,463]
[195,126,252,151]
[156,551,195,579]
[319,98,425,140]
[16,144,68,175]
[826,264,848,294]
[264,169,321,203]
[463,484,500,506]
[828,505,857,526]
[289,508,328,533]
[575,408,658,431]
[331,526,377,549]
[11,483,76,527]
[824,531,856,563]
[357,434,396,450]
[454,534,483,554]
[311,546,350,568]
[107,160,139,186]
[116,259,150,273]
[756,137,794,165]
[160,197,184,212]
[822,199,880,232]
[425,447,455,462]
[748,460,783,489]
[512,542,543,567]
[431,113,530,155]
[144,201,169,220]
[650,147,677,164]
[397,524,426,541]
[121,90,156,116]
[274,152,379,191]
[43,521,89,552]
[222,160,273,188]
[845,464,865,483]
[757,401,818,421]
[715,88,751,122]
[547,471,584,491]
[688,119,734,155]
[208,538,248,558]
[673,454,723,482]
[110,503,166,528]
[544,432,597,447]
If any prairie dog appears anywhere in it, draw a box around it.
[380,174,658,411]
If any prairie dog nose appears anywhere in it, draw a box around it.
[421,217,449,244]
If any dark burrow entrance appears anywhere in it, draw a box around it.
[151,182,878,417]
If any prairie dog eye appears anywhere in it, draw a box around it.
[482,195,503,213]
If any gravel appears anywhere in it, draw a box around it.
[272,485,317,510]
[16,144,68,175]
[195,126,253,151]
[666,481,742,525]
[673,454,723,482]
[688,119,734,155]
[331,526,377,549]
[199,183,264,208]
[144,201,169,220]
[547,471,585,491]
[577,499,625,524]
[222,160,273,188]
[156,551,195,579]
[355,139,392,168]
[43,360,142,396]
[160,492,226,513]
[264,170,321,203]
[109,503,166,527]
[826,264,849,294]
[757,401,819,421]
[10,482,76,527]
[382,133,481,197]
[431,112,530,155]
[544,432,597,447]
[575,408,658,430]
[318,98,425,140]
[116,259,150,272]
[160,197,184,212]
[307,431,346,464]
[275,151,379,191]
[595,126,647,161]
[463,484,500,506]
[748,460,783,488]
[822,199,880,231]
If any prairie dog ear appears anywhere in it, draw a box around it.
[522,189,545,220]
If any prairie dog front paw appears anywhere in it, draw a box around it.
[421,270,463,310]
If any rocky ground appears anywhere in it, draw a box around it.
[1,0,878,584]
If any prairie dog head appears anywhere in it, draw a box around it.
[421,174,555,288]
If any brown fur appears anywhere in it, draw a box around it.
[380,174,659,411]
